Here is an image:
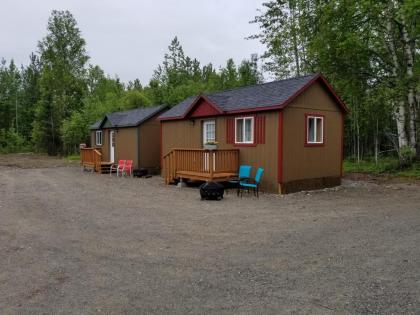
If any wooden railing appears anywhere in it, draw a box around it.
[80,148,102,172]
[163,148,239,184]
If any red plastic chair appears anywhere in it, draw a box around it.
[123,160,133,177]
[110,160,126,176]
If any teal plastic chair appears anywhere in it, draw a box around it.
[240,167,264,197]
[228,165,252,195]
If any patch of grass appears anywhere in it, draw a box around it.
[344,157,420,179]
[395,162,420,178]
[67,154,80,161]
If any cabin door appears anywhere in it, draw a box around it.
[109,130,115,163]
[203,120,216,171]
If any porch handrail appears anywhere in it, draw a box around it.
[81,147,102,172]
[162,148,239,184]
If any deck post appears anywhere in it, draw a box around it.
[177,177,186,187]
[209,150,214,181]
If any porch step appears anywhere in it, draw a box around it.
[100,162,113,174]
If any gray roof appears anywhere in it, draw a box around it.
[90,104,167,129]
[90,119,102,130]
[159,73,340,120]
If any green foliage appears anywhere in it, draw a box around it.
[20,53,41,140]
[399,145,416,167]
[1,8,264,156]
[344,157,399,174]
[120,90,151,109]
[0,59,21,134]
[0,128,29,153]
[67,154,80,161]
[33,10,89,155]
[252,0,419,159]
[344,157,420,179]
[151,37,262,106]
[249,0,311,77]
[61,111,89,154]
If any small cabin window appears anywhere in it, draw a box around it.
[306,115,324,145]
[95,130,103,146]
[235,117,254,144]
[203,120,216,143]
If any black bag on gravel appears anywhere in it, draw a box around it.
[133,168,148,177]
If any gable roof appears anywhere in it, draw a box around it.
[159,73,347,120]
[90,104,167,130]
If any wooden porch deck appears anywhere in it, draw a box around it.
[80,148,114,173]
[176,170,237,182]
[163,148,239,184]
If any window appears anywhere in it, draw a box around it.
[203,120,216,143]
[235,117,254,144]
[306,115,324,144]
[95,130,103,146]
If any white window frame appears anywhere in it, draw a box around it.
[306,115,324,144]
[203,120,216,144]
[95,130,103,146]
[235,116,254,144]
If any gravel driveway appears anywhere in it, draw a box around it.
[1,157,420,314]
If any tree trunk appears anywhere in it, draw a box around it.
[356,108,360,164]
[394,101,408,148]
[50,112,55,155]
[289,0,300,76]
[374,118,379,165]
[386,12,408,149]
[400,15,417,151]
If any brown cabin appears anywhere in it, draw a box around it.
[159,74,348,194]
[88,105,167,173]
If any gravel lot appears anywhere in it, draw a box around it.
[1,155,420,314]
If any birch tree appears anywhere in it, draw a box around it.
[252,0,419,161]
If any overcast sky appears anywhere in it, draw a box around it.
[1,0,266,84]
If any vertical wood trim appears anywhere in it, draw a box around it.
[255,115,266,144]
[160,123,163,170]
[278,111,283,183]
[226,118,235,144]
[262,115,266,144]
[341,113,344,177]
[256,116,260,143]
[226,119,229,143]
[137,126,140,168]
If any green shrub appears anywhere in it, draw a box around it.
[398,145,416,168]
[0,128,30,153]
[344,155,420,179]
[61,112,89,155]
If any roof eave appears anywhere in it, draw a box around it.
[133,105,169,126]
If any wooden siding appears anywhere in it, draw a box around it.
[114,127,138,168]
[282,81,343,183]
[91,129,111,162]
[90,112,163,171]
[139,116,161,171]
[90,128,134,166]
[162,111,279,192]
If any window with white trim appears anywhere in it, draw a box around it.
[203,120,216,143]
[235,117,254,144]
[95,130,103,146]
[307,116,324,144]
